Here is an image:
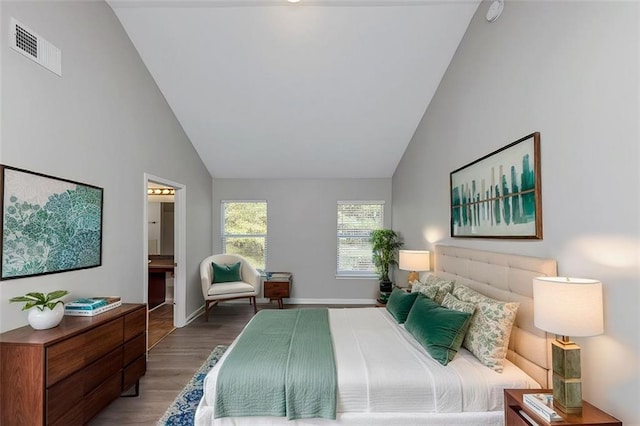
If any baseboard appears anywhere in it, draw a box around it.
[200,298,376,306]
[280,298,376,305]
[184,306,205,325]
[183,298,377,326]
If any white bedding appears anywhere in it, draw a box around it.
[195,307,540,426]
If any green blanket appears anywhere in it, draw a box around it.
[214,308,337,420]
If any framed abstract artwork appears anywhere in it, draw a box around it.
[450,132,542,239]
[0,165,103,280]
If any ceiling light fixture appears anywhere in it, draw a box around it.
[288,0,301,3]
[486,0,504,23]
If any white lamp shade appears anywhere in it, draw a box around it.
[399,250,431,272]
[533,277,604,337]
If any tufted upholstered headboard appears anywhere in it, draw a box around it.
[434,245,557,388]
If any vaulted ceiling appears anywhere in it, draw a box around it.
[107,0,481,178]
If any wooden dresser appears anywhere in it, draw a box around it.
[0,303,147,425]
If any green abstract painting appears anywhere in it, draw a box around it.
[1,166,103,280]
[449,132,542,239]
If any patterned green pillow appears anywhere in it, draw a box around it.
[452,284,519,372]
[441,293,476,315]
[411,280,438,300]
[411,275,454,304]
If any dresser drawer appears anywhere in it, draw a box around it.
[47,346,122,424]
[46,318,124,386]
[264,281,290,298]
[46,368,84,425]
[83,374,122,423]
[49,402,83,426]
[123,355,146,392]
[123,333,146,366]
[124,307,146,342]
[84,346,123,394]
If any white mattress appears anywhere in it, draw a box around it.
[195,307,540,426]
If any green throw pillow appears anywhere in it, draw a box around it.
[404,295,472,366]
[386,288,418,324]
[212,261,242,283]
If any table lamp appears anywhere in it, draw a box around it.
[398,250,430,290]
[533,277,604,414]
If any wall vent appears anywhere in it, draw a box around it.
[10,18,61,76]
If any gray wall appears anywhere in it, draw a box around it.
[213,179,392,302]
[392,1,639,423]
[0,1,213,332]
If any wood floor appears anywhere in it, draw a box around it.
[148,303,175,350]
[90,302,359,425]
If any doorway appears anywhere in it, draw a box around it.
[143,174,187,349]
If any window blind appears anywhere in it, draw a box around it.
[337,202,384,276]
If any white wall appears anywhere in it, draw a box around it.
[148,201,161,253]
[392,1,639,423]
[0,1,213,332]
[213,179,392,302]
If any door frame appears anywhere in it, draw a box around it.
[143,173,187,328]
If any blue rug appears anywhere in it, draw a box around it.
[158,345,227,426]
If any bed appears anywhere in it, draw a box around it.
[195,245,557,425]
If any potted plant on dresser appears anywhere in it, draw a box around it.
[371,229,403,303]
[9,290,69,330]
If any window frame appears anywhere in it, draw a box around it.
[221,200,268,271]
[336,200,385,279]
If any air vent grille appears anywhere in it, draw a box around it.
[10,18,62,76]
[16,24,38,58]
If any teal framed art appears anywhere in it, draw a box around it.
[0,165,103,280]
[450,132,542,239]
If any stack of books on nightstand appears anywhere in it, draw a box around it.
[523,393,563,423]
[64,296,122,316]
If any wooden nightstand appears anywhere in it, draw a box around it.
[264,273,292,309]
[504,389,622,426]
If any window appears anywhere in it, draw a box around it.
[337,201,384,277]
[221,201,267,270]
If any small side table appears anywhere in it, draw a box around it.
[503,389,622,426]
[264,272,292,309]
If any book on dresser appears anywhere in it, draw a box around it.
[65,296,122,316]
[523,393,563,422]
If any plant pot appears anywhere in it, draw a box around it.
[379,280,393,293]
[28,304,64,330]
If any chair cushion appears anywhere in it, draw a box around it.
[207,281,255,296]
[212,261,242,283]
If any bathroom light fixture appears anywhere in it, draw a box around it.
[147,188,175,196]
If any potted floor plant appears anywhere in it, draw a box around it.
[9,290,69,330]
[371,229,403,302]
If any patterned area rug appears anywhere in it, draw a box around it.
[158,345,228,426]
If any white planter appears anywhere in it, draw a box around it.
[28,304,64,330]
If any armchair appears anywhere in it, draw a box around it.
[200,254,261,321]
